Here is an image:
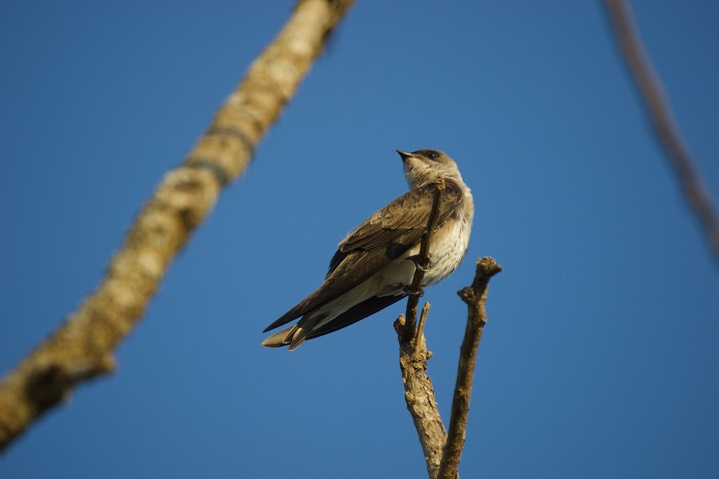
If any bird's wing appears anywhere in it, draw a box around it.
[306,294,406,340]
[332,179,464,267]
[263,180,464,332]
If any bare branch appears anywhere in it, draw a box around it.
[604,0,719,260]
[0,0,355,452]
[395,255,502,479]
[414,302,431,351]
[394,315,448,479]
[394,181,446,477]
[438,257,502,479]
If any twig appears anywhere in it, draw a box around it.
[414,302,431,351]
[437,257,502,479]
[604,0,719,260]
[398,180,445,344]
[0,0,356,453]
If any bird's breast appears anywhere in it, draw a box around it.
[422,205,473,286]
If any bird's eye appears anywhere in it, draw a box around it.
[416,149,440,160]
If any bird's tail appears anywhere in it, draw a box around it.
[261,319,320,351]
[261,324,298,349]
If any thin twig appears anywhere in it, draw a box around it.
[604,0,719,260]
[437,257,502,479]
[0,0,356,453]
[414,302,431,351]
[399,179,445,344]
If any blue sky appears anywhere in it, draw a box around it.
[1,1,718,478]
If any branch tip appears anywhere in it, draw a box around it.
[413,302,431,352]
[437,256,501,479]
[475,256,503,279]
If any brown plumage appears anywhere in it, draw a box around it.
[262,149,473,351]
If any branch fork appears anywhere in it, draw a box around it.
[394,181,502,479]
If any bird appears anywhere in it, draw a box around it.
[262,149,474,351]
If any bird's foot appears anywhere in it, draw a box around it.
[407,254,431,272]
[403,284,425,296]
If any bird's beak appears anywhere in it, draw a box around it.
[396,150,413,163]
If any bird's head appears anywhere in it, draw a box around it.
[396,149,464,189]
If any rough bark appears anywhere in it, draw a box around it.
[438,257,503,479]
[396,257,501,479]
[395,303,448,478]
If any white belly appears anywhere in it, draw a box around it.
[312,198,473,329]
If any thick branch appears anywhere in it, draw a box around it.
[394,306,447,479]
[604,0,719,260]
[0,0,355,452]
[438,257,502,479]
